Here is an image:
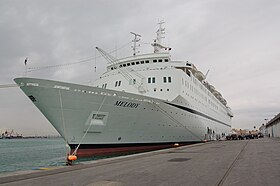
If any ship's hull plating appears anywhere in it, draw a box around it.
[15,77,230,157]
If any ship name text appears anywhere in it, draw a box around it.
[114,101,140,109]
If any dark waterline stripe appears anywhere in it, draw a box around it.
[164,102,231,127]
[69,141,201,149]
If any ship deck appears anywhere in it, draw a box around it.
[1,137,280,186]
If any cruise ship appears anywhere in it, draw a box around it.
[14,22,233,157]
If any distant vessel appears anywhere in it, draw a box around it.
[15,22,233,157]
[1,130,23,139]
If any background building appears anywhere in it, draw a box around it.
[266,113,280,137]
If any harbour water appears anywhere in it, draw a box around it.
[0,138,67,174]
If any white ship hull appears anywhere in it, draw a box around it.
[15,23,233,157]
[15,77,231,157]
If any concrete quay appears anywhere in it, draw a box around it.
[1,138,280,186]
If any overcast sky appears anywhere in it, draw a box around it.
[0,0,279,136]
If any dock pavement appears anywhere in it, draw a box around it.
[1,137,280,186]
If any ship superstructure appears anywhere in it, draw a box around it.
[15,22,233,157]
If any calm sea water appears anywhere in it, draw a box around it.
[0,138,67,174]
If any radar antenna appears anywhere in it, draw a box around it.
[130,32,141,56]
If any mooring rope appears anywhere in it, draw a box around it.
[0,84,18,89]
[72,95,107,156]
[26,41,132,72]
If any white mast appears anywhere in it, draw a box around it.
[130,32,141,56]
[152,20,170,53]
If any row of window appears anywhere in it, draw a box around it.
[148,77,155,83]
[110,58,169,70]
[191,75,224,108]
[148,76,172,84]
[181,76,220,111]
[101,83,107,89]
[115,81,121,87]
[187,73,224,109]
[163,77,172,83]
[108,76,173,88]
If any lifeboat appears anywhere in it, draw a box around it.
[209,85,215,92]
[189,64,198,75]
[220,98,227,106]
[213,90,222,98]
[203,81,210,89]
[195,71,206,82]
[227,107,234,117]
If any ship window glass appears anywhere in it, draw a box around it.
[114,81,121,87]
[168,77,171,83]
[141,61,144,64]
[123,64,126,67]
[153,59,157,63]
[148,77,151,83]
[158,59,162,62]
[164,59,169,62]
[154,88,156,92]
[152,77,155,83]
[111,67,114,70]
[167,89,169,91]
[163,77,167,83]
[145,60,149,63]
[127,63,131,66]
[136,61,140,65]
[119,65,122,68]
[131,62,135,65]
